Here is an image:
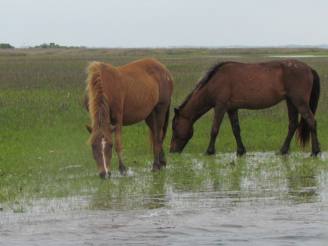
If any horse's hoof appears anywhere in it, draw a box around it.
[119,165,127,176]
[237,152,245,157]
[99,171,110,179]
[279,148,289,155]
[152,163,161,172]
[206,148,215,155]
[237,151,246,157]
[311,151,321,157]
[237,148,246,156]
[160,160,167,167]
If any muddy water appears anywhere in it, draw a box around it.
[1,152,328,245]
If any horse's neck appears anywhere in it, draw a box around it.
[181,88,212,123]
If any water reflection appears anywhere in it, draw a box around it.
[283,156,319,203]
[89,169,168,210]
[88,152,327,211]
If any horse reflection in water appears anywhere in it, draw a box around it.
[85,58,173,179]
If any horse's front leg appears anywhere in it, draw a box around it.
[206,104,226,155]
[114,121,127,176]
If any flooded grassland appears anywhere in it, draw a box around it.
[1,153,328,245]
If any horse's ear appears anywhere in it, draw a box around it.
[174,108,179,115]
[86,125,92,133]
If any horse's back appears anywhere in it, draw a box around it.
[118,58,173,124]
[279,60,314,96]
[209,60,313,109]
[118,58,173,99]
[119,58,168,78]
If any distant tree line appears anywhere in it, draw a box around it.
[34,42,64,48]
[33,42,83,49]
[0,43,14,49]
[0,42,83,49]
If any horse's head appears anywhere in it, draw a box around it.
[86,125,112,179]
[170,108,194,153]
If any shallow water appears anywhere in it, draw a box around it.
[1,152,328,245]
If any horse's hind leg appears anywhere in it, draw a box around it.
[228,110,246,156]
[310,121,320,156]
[146,105,167,171]
[206,103,226,155]
[296,103,320,156]
[145,113,159,170]
[280,99,299,155]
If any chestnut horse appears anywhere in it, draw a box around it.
[85,58,173,178]
[170,60,320,156]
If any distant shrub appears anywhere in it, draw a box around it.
[34,42,62,48]
[0,43,14,49]
[33,42,83,49]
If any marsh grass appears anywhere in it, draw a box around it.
[0,48,328,210]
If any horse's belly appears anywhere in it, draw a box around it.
[230,87,285,109]
[122,104,155,125]
[122,86,159,125]
[241,96,284,109]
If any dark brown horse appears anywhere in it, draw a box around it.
[85,58,173,178]
[170,60,320,156]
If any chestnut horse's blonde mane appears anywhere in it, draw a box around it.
[86,62,111,143]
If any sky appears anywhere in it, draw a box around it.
[1,0,328,48]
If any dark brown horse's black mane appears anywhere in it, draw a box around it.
[178,61,230,110]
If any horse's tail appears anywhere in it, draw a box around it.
[297,69,320,147]
[86,61,111,143]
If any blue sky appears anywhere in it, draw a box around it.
[1,0,327,47]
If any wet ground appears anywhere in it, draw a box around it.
[1,152,328,245]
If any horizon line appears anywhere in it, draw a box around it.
[7,44,328,50]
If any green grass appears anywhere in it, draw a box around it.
[0,48,328,211]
